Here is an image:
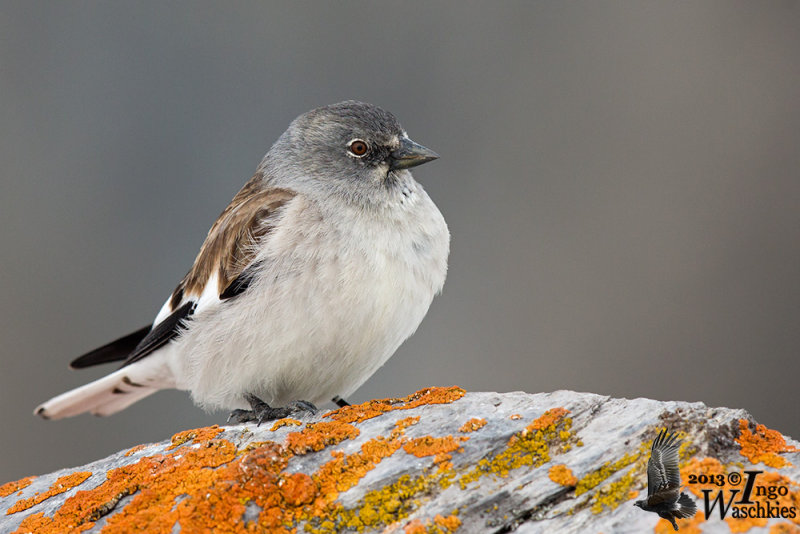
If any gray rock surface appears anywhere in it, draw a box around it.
[1,388,798,533]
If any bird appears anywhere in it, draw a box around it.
[634,429,698,530]
[35,101,449,424]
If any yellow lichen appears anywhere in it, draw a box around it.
[575,453,637,496]
[577,440,655,514]
[548,464,577,486]
[459,408,573,489]
[0,476,35,498]
[736,419,799,468]
[458,418,487,433]
[336,473,432,530]
[590,469,639,513]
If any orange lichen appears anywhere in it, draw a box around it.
[725,471,800,531]
[434,453,454,472]
[548,464,577,486]
[680,456,727,498]
[314,435,403,500]
[435,513,461,530]
[7,471,92,515]
[327,386,465,424]
[282,472,317,506]
[13,437,248,534]
[402,514,461,534]
[270,417,303,431]
[525,407,569,433]
[736,419,799,468]
[0,476,35,498]
[509,414,522,420]
[405,519,428,533]
[654,514,704,534]
[7,388,473,534]
[285,420,360,454]
[727,515,768,532]
[166,424,223,450]
[678,456,800,532]
[458,418,487,433]
[123,444,148,457]
[403,436,467,458]
[771,524,800,533]
[396,416,421,432]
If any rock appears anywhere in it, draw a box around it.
[1,387,798,533]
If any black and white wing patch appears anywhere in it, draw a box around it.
[69,326,151,369]
[121,301,195,367]
[68,183,295,373]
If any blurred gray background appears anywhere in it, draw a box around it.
[1,2,798,483]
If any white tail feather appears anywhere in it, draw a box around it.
[35,367,159,420]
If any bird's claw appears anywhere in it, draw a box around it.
[226,396,317,426]
[287,400,318,417]
[226,409,254,425]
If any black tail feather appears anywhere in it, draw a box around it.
[69,326,151,369]
[675,492,697,518]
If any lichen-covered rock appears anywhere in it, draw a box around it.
[1,387,798,533]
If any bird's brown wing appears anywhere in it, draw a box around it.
[647,429,682,496]
[70,179,296,370]
[170,180,297,308]
[120,183,296,367]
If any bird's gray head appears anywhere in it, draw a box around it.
[633,500,645,509]
[261,101,438,203]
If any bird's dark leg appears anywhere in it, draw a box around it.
[332,396,350,407]
[227,394,317,425]
[669,518,679,531]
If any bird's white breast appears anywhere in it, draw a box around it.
[169,179,449,410]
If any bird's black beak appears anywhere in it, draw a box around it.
[388,137,439,170]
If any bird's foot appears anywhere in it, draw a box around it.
[332,395,350,407]
[227,394,317,425]
[670,519,679,531]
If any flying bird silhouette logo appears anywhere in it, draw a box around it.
[634,429,698,530]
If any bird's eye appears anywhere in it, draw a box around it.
[348,140,368,157]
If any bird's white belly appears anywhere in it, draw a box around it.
[170,198,448,411]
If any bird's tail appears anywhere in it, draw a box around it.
[675,492,698,518]
[35,367,160,420]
